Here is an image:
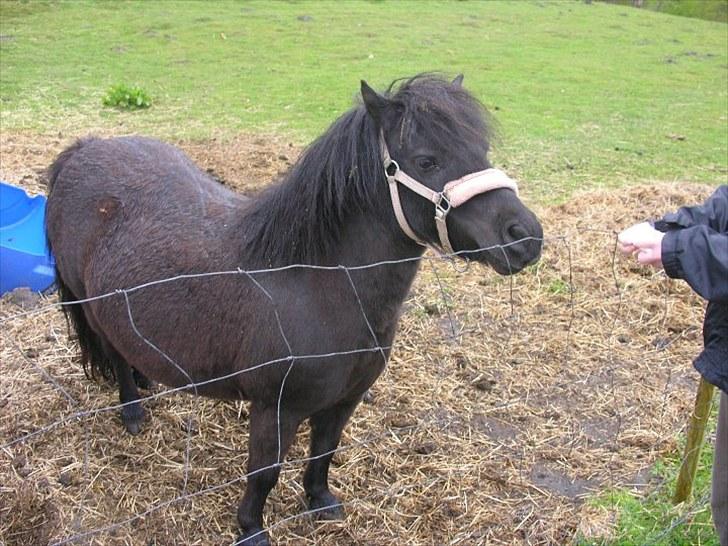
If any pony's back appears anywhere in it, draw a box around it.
[48,136,239,207]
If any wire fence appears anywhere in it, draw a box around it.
[0,233,717,545]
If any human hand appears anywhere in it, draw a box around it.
[617,221,665,268]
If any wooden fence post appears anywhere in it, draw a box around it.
[673,377,715,504]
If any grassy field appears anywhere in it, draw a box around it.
[1,0,726,202]
[0,2,726,544]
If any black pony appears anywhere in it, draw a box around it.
[46,74,542,545]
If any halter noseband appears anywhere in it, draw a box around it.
[379,131,519,255]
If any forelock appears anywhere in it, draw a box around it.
[385,74,493,152]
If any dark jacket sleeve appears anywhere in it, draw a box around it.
[656,185,728,302]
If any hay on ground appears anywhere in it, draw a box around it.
[0,132,717,545]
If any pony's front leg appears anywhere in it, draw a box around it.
[303,398,360,520]
[237,403,300,546]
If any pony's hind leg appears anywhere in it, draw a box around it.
[116,361,145,435]
[99,340,146,435]
[302,398,360,520]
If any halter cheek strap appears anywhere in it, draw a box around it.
[379,131,519,255]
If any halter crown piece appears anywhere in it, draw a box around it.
[379,131,519,255]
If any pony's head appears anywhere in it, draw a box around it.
[362,74,542,274]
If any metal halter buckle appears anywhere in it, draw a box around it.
[434,192,451,219]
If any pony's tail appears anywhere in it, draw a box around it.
[47,139,116,382]
[55,276,115,382]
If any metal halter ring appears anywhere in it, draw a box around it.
[385,159,400,178]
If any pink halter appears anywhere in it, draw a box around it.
[379,132,519,255]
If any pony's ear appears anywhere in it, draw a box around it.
[452,74,464,87]
[361,80,389,125]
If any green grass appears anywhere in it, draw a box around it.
[0,1,726,202]
[578,404,720,546]
[546,277,572,295]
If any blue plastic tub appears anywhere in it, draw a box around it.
[0,181,56,295]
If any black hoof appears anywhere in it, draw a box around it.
[235,529,270,546]
[121,403,145,435]
[308,492,345,520]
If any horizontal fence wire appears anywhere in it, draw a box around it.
[0,233,717,545]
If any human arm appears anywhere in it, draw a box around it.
[618,186,728,302]
[659,186,728,302]
[654,185,728,233]
[660,224,728,302]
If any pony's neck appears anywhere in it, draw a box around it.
[331,208,426,266]
[326,207,426,335]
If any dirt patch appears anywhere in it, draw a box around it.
[0,130,718,545]
[1,288,43,311]
[530,462,598,500]
[180,133,301,195]
[472,414,521,442]
[0,130,301,196]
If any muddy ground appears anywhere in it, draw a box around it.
[0,131,717,545]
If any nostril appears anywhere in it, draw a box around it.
[506,222,529,242]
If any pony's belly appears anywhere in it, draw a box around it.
[238,350,389,412]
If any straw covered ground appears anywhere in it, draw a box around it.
[0,132,715,545]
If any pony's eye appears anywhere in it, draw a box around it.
[416,157,438,172]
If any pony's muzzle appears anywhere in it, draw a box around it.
[498,218,543,272]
